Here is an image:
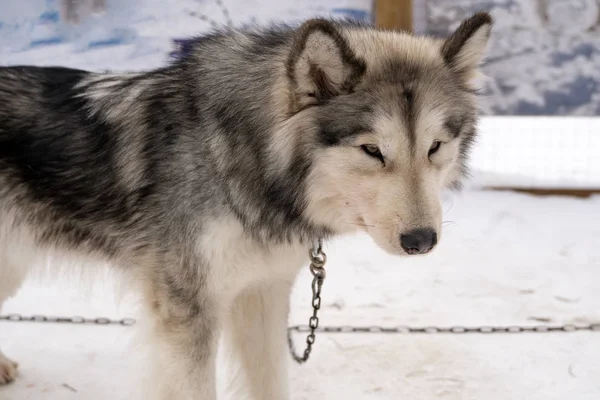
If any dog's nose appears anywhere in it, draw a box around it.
[400,228,437,255]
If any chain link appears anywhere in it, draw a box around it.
[287,239,327,364]
[3,313,598,335]
[3,314,597,336]
[288,323,600,334]
[0,314,136,326]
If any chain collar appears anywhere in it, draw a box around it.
[287,238,327,364]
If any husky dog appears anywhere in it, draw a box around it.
[0,12,492,399]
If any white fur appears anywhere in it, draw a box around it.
[199,216,306,300]
[143,216,306,400]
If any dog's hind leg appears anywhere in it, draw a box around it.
[0,262,28,384]
[0,216,38,384]
[223,281,293,400]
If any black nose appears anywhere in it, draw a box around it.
[400,228,437,255]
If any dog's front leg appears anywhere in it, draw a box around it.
[141,267,220,400]
[223,281,293,400]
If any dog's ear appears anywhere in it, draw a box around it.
[286,19,366,108]
[441,12,493,77]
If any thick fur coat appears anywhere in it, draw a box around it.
[0,13,493,399]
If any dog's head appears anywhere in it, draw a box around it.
[275,13,492,255]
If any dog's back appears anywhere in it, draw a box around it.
[1,67,134,255]
[0,65,197,259]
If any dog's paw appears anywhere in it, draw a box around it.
[0,353,18,384]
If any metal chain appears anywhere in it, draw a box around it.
[287,238,327,364]
[0,314,136,326]
[287,323,600,334]
[2,314,598,335]
[1,237,599,366]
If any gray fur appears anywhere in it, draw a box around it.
[0,14,492,398]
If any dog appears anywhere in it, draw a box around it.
[0,12,493,399]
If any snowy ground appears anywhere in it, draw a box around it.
[1,189,600,400]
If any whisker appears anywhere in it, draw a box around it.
[443,198,455,214]
[342,222,377,228]
[433,204,445,218]
[341,222,389,230]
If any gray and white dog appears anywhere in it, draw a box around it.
[0,12,492,399]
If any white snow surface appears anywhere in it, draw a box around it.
[1,3,600,399]
[1,190,600,400]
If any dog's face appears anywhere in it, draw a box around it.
[278,13,492,255]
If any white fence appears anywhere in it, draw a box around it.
[471,116,600,189]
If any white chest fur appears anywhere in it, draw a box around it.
[197,216,309,302]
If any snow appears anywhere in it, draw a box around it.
[1,190,600,400]
[1,2,600,399]
[427,0,600,116]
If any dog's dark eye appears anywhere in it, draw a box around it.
[361,144,384,163]
[428,141,441,157]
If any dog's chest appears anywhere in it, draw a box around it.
[198,217,309,299]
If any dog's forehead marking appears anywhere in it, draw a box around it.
[372,110,411,168]
[342,29,444,71]
[370,90,453,165]
[340,27,463,157]
[415,103,449,143]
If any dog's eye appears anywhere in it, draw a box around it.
[361,144,384,163]
[428,141,441,158]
